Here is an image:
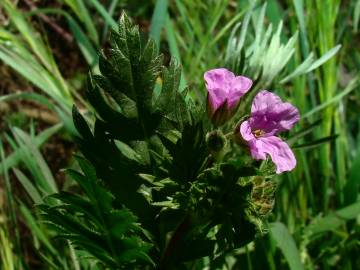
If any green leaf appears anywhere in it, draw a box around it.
[1,0,55,71]
[19,203,58,255]
[0,92,56,110]
[287,119,321,145]
[165,16,187,90]
[12,127,58,194]
[303,77,358,119]
[109,210,138,238]
[305,201,360,237]
[156,59,182,112]
[150,0,168,51]
[26,8,98,67]
[0,0,72,102]
[87,0,117,30]
[62,0,99,44]
[354,0,360,32]
[343,149,360,205]
[66,15,98,67]
[0,123,62,174]
[72,106,93,139]
[13,168,43,204]
[270,222,304,270]
[305,45,341,72]
[292,134,338,150]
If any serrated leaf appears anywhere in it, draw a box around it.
[72,106,93,140]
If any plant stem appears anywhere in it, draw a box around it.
[159,214,192,270]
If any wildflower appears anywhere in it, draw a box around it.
[239,90,300,174]
[204,68,252,126]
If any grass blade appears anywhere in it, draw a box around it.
[303,77,358,119]
[150,0,168,51]
[270,222,304,270]
[343,149,360,205]
[19,203,58,256]
[305,44,342,72]
[0,141,23,268]
[353,0,360,32]
[13,168,43,204]
[0,227,16,270]
[62,0,99,44]
[12,128,58,194]
[0,92,56,111]
[87,0,117,29]
[292,134,338,150]
[165,16,187,90]
[306,201,360,237]
[0,124,63,174]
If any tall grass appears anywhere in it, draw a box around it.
[0,0,124,135]
[270,1,360,269]
[0,1,123,268]
[0,124,100,269]
[0,0,77,134]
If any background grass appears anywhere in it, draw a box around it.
[0,0,360,269]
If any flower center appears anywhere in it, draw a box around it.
[253,129,265,138]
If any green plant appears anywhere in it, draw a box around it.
[37,13,304,269]
[0,0,78,134]
[228,2,360,270]
[1,1,360,269]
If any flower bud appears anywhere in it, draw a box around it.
[206,130,226,153]
[204,68,252,126]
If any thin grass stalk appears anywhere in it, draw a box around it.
[310,0,340,212]
[334,110,346,205]
[285,0,327,221]
[0,227,16,270]
[0,142,24,269]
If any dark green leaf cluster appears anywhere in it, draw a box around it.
[40,156,153,269]
[40,13,273,269]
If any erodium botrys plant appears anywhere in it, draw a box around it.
[40,14,299,269]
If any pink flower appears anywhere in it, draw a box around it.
[239,90,300,174]
[204,68,252,126]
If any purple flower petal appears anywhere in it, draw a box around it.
[204,68,235,90]
[227,76,253,109]
[250,136,296,174]
[204,68,234,111]
[248,139,267,160]
[240,120,255,141]
[238,90,299,173]
[204,68,252,114]
[251,90,300,134]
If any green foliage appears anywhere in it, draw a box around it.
[39,13,270,269]
[0,0,83,135]
[0,226,16,270]
[1,1,359,269]
[40,156,153,268]
[225,3,341,91]
[1,126,88,269]
[270,222,304,270]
